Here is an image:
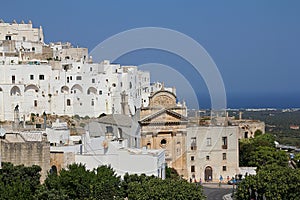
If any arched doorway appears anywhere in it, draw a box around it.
[50,165,58,175]
[205,166,213,182]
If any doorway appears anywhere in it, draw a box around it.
[205,166,213,181]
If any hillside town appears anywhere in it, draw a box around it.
[0,19,270,190]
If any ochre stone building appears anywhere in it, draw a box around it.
[139,88,188,177]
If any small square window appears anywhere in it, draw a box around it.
[222,166,227,171]
[223,153,227,160]
[39,75,44,80]
[206,156,210,161]
[30,75,34,80]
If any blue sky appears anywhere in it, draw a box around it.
[2,0,300,108]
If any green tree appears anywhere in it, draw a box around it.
[294,153,300,168]
[239,138,255,166]
[123,174,205,200]
[0,162,41,199]
[248,146,288,170]
[165,166,180,179]
[239,133,277,167]
[252,133,275,148]
[90,165,122,200]
[36,163,122,200]
[254,129,263,137]
[236,164,300,199]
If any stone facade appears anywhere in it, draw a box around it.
[139,89,188,177]
[0,132,50,182]
[186,126,240,183]
[50,151,75,172]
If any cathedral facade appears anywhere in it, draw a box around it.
[139,88,188,177]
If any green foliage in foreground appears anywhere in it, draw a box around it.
[0,163,205,200]
[0,162,41,200]
[239,133,288,169]
[236,165,300,200]
[236,133,297,199]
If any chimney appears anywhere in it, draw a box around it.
[120,91,129,115]
[13,105,20,130]
[43,112,47,129]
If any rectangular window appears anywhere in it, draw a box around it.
[191,137,197,150]
[191,165,195,173]
[92,78,95,83]
[191,156,194,161]
[76,76,82,80]
[206,155,210,161]
[67,99,71,106]
[222,137,228,149]
[30,75,34,80]
[34,100,37,107]
[99,90,102,95]
[207,137,212,146]
[223,153,227,160]
[222,166,227,171]
[12,75,15,84]
[39,75,45,80]
[90,67,92,71]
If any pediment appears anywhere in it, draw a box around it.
[139,108,188,124]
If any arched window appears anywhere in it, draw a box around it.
[61,86,69,94]
[71,84,83,94]
[10,86,21,96]
[147,142,151,149]
[87,87,97,95]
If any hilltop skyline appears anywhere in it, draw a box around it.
[1,0,300,109]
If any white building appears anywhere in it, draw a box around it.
[85,114,140,148]
[46,119,70,146]
[50,133,165,179]
[0,21,173,122]
[0,19,43,42]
